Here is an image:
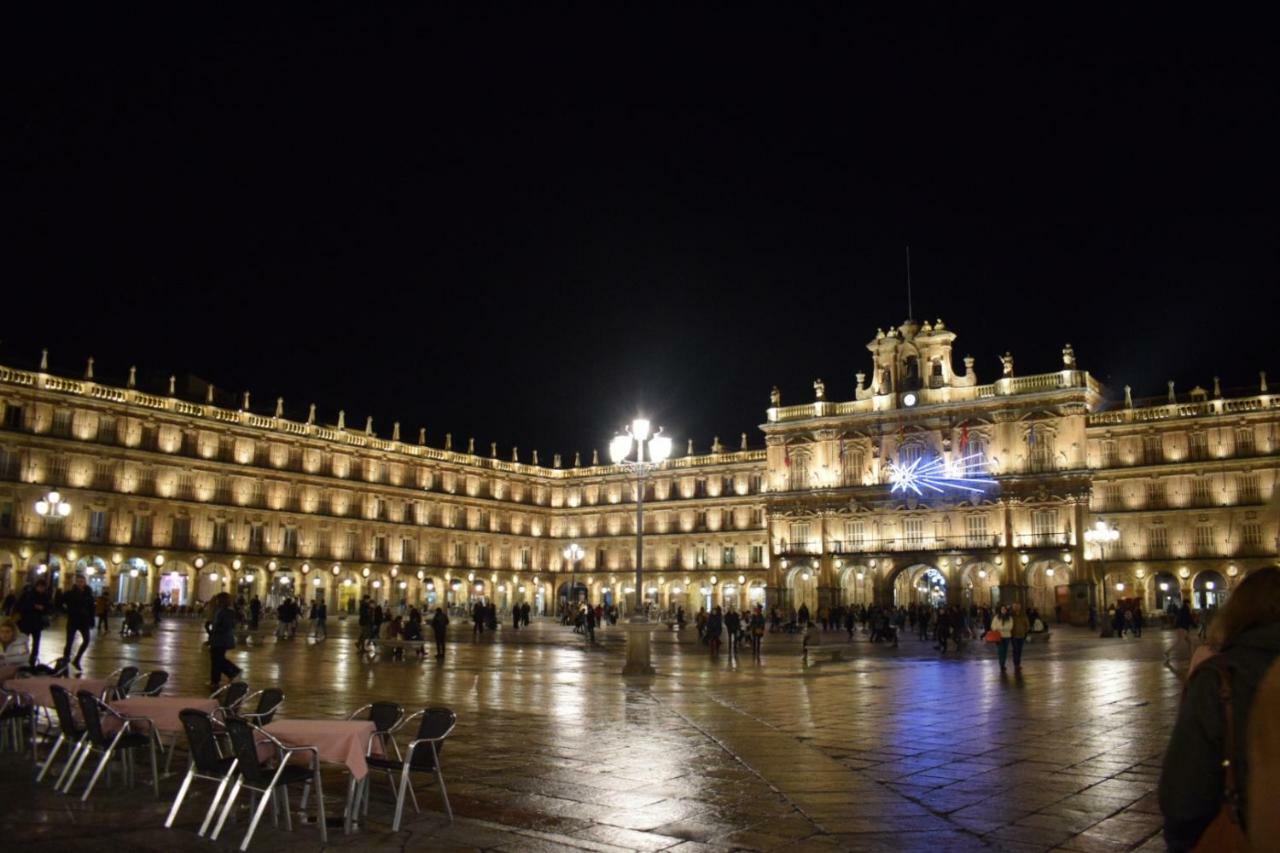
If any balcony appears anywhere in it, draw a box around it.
[826,534,1002,554]
[1014,532,1073,548]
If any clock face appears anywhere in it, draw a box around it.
[903,392,918,407]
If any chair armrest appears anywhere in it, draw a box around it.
[389,709,424,735]
[346,703,373,721]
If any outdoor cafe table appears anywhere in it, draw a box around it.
[262,718,381,834]
[2,676,112,708]
[110,696,220,736]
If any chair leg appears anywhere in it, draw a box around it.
[407,774,421,814]
[36,733,65,782]
[164,766,196,828]
[61,741,94,793]
[199,770,236,837]
[149,740,160,797]
[210,778,243,841]
[281,785,293,832]
[391,765,412,832]
[81,746,116,801]
[313,769,327,844]
[436,767,452,823]
[239,785,275,852]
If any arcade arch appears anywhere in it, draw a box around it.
[959,561,998,607]
[1148,570,1182,613]
[837,563,875,605]
[117,557,149,604]
[783,563,819,615]
[891,563,947,607]
[1025,560,1071,617]
[1192,570,1228,610]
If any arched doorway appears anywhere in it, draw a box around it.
[75,556,110,599]
[1026,560,1070,619]
[892,563,945,606]
[193,563,227,605]
[117,557,149,604]
[784,564,819,616]
[1193,570,1227,610]
[1151,571,1181,614]
[838,564,873,604]
[959,562,997,607]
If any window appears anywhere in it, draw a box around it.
[479,510,491,530]
[1147,480,1166,508]
[789,454,809,491]
[1192,477,1213,506]
[903,518,924,545]
[1147,526,1169,556]
[966,436,989,474]
[841,447,865,486]
[401,537,417,564]
[344,531,358,558]
[1242,523,1262,546]
[249,524,266,553]
[696,510,708,530]
[316,530,331,557]
[1143,434,1164,463]
[750,474,763,493]
[52,409,72,437]
[0,501,15,533]
[373,535,388,561]
[788,522,812,552]
[696,546,708,567]
[1194,525,1215,553]
[132,514,153,546]
[965,514,988,547]
[723,476,734,495]
[844,519,865,549]
[749,544,763,566]
[1032,510,1059,537]
[212,521,229,551]
[1101,440,1119,468]
[283,526,298,556]
[695,479,707,497]
[3,405,23,430]
[476,544,489,566]
[1238,474,1260,504]
[1188,431,1208,460]
[520,547,531,569]
[596,548,606,567]
[1236,428,1256,456]
[1027,427,1054,471]
[88,510,107,542]
[722,547,736,566]
[171,516,191,547]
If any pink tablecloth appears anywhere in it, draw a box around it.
[110,696,220,736]
[2,676,112,708]
[263,719,380,780]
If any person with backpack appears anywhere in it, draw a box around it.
[1158,567,1280,850]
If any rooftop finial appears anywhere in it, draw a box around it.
[307,404,316,425]
[712,435,724,453]
[741,432,748,450]
[444,432,452,450]
[512,446,518,462]
[337,410,346,429]
[418,427,425,445]
[1124,385,1133,409]
[169,376,176,395]
[128,366,137,388]
[85,357,94,380]
[573,451,581,467]
[392,422,400,441]
[532,449,539,466]
[813,378,825,400]
[467,437,475,454]
[1062,343,1075,368]
[365,416,373,435]
[1213,376,1222,398]
[1000,353,1014,377]
[554,453,561,468]
[1167,381,1176,404]
[490,441,497,457]
[39,349,48,370]
[591,449,599,465]
[206,385,214,404]
[242,391,251,410]
[687,438,694,455]
[275,397,284,417]
[770,385,781,407]
[1262,371,1269,393]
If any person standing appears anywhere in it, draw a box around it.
[991,605,1015,673]
[472,600,484,636]
[585,603,596,643]
[249,595,262,631]
[61,573,96,671]
[1166,600,1194,664]
[748,605,765,659]
[724,607,741,654]
[208,592,242,691]
[707,606,723,657]
[511,603,520,631]
[314,599,327,639]
[95,592,111,633]
[152,593,163,625]
[16,579,51,667]
[430,606,449,658]
[1010,603,1030,672]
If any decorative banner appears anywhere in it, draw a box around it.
[889,452,997,496]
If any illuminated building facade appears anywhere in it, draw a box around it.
[1,318,1276,624]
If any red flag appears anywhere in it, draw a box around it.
[784,443,792,467]
[960,425,969,454]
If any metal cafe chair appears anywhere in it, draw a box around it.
[62,689,160,801]
[0,685,37,758]
[235,688,284,726]
[130,670,170,696]
[363,707,457,831]
[105,665,140,700]
[348,701,404,814]
[37,685,84,786]
[211,681,251,714]
[210,717,327,851]
[164,709,239,838]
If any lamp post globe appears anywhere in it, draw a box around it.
[34,489,72,583]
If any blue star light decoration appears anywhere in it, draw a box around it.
[888,453,998,496]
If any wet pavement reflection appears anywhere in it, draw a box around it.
[0,615,1178,851]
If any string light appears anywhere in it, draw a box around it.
[888,453,997,496]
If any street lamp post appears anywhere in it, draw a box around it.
[562,542,583,618]
[609,418,673,676]
[34,490,72,584]
[1084,520,1120,625]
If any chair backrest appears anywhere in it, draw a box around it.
[115,666,139,697]
[409,707,456,769]
[223,717,271,787]
[368,701,402,734]
[215,681,249,712]
[179,709,225,774]
[49,685,82,736]
[140,670,169,695]
[76,690,110,747]
[254,688,284,724]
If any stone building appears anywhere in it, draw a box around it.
[0,318,1276,625]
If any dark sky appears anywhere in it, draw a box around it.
[7,7,1278,462]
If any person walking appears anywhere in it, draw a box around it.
[520,601,530,627]
[585,603,597,643]
[249,595,261,631]
[991,605,1015,673]
[430,606,449,658]
[1158,567,1280,851]
[707,606,723,657]
[16,578,51,667]
[1166,600,1194,664]
[95,592,110,633]
[207,592,242,691]
[748,605,765,659]
[472,600,485,637]
[724,607,741,654]
[511,603,521,631]
[314,599,327,639]
[1010,603,1030,672]
[61,573,96,671]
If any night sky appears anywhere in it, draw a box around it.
[8,8,1277,462]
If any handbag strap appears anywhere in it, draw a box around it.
[1201,655,1243,822]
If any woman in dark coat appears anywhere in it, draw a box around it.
[1158,568,1280,850]
[208,592,242,691]
[430,607,449,658]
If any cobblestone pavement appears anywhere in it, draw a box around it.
[0,615,1184,851]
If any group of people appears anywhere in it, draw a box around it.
[692,604,767,659]
[356,596,450,658]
